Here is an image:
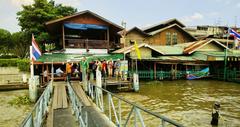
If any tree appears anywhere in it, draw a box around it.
[17,0,77,49]
[0,28,11,54]
[11,31,30,58]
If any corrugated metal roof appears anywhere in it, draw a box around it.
[126,27,150,37]
[183,39,228,54]
[142,18,185,32]
[152,46,183,55]
[130,52,207,61]
[112,43,165,55]
[203,50,240,57]
[36,53,123,63]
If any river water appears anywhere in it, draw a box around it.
[0,90,32,127]
[114,80,240,127]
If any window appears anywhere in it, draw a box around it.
[172,33,178,45]
[166,32,171,45]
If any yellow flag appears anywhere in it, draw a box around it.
[134,40,141,60]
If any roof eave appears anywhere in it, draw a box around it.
[45,10,124,31]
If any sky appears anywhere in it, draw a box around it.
[0,0,240,33]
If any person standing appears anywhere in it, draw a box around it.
[66,60,73,82]
[81,57,89,91]
[92,61,97,79]
[43,70,49,83]
[114,59,121,80]
[107,59,113,77]
[102,60,107,78]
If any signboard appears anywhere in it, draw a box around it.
[120,60,128,80]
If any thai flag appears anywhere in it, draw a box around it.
[32,35,41,61]
[229,28,240,41]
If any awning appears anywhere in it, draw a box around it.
[35,53,123,63]
[64,23,108,30]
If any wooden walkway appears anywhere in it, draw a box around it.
[71,82,115,127]
[45,82,77,127]
[71,83,91,106]
[45,81,115,127]
[103,79,132,92]
[52,83,68,109]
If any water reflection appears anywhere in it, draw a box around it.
[116,80,240,127]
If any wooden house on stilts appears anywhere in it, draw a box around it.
[32,10,124,84]
[115,19,240,81]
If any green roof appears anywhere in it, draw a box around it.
[152,46,183,55]
[36,53,123,63]
[203,50,240,57]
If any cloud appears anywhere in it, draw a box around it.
[214,0,231,5]
[207,12,219,17]
[11,0,33,7]
[55,0,81,7]
[181,13,204,23]
[237,2,240,8]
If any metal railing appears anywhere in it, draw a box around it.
[20,81,53,127]
[88,83,184,127]
[67,82,88,127]
[65,39,109,49]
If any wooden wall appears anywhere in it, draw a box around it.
[66,14,107,26]
[146,26,194,45]
[125,31,146,46]
[64,13,120,43]
[130,47,152,58]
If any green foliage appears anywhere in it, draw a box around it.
[17,0,77,48]
[45,43,56,51]
[0,58,30,72]
[11,31,30,58]
[17,59,30,72]
[0,28,12,54]
[8,94,32,106]
[0,55,18,59]
[0,59,18,67]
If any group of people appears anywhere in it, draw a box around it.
[44,57,123,83]
[91,59,121,79]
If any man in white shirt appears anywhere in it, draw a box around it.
[56,67,64,77]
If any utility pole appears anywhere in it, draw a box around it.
[121,21,126,60]
[223,48,228,81]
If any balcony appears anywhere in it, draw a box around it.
[65,39,108,49]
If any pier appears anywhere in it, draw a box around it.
[20,80,184,127]
[0,74,28,91]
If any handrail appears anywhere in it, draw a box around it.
[88,83,184,127]
[67,82,88,127]
[20,80,53,127]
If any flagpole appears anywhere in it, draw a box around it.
[224,28,229,81]
[30,46,34,78]
[226,32,229,48]
[136,59,138,74]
